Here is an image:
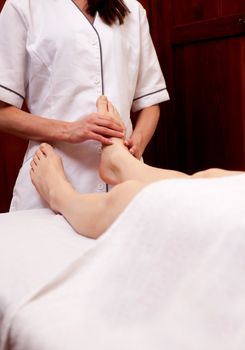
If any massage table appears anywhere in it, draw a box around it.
[0,174,245,350]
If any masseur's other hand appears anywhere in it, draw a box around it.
[67,113,125,145]
[124,135,143,160]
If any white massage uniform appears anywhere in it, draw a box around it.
[0,0,169,210]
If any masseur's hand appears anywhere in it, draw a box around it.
[124,134,143,160]
[67,113,125,145]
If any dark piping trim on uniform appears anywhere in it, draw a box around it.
[0,85,25,100]
[70,0,104,95]
[133,88,167,101]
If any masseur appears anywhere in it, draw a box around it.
[0,0,169,210]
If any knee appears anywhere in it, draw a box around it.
[192,168,222,178]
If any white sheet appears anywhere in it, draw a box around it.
[1,174,245,350]
[0,209,96,349]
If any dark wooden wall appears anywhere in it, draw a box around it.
[0,0,27,212]
[143,0,245,174]
[0,0,245,211]
[171,0,245,173]
[140,0,178,169]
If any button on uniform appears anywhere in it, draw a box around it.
[94,77,100,85]
[97,146,102,154]
[97,183,105,191]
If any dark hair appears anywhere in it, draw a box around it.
[87,0,130,25]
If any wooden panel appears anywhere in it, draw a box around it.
[242,38,245,159]
[150,0,245,175]
[0,134,27,212]
[174,36,245,173]
[221,0,245,16]
[0,0,25,212]
[143,0,178,169]
[172,0,220,26]
[173,14,245,44]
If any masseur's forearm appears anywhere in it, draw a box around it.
[128,104,160,159]
[0,103,71,142]
[0,101,124,144]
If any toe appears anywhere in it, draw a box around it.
[40,143,54,156]
[30,159,36,171]
[35,149,44,160]
[97,95,108,114]
[108,101,115,115]
[33,154,39,165]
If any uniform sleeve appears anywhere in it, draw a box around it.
[0,0,28,108]
[131,6,169,113]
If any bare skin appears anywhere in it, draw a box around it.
[30,97,144,238]
[99,138,242,185]
[30,97,243,239]
[0,99,124,146]
[124,105,160,159]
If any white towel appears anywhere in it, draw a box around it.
[1,174,245,350]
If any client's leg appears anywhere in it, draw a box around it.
[30,146,144,239]
[192,168,243,178]
[98,99,188,184]
[100,138,188,185]
[98,100,243,183]
[30,143,145,238]
[100,138,243,185]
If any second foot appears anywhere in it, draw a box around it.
[30,143,74,211]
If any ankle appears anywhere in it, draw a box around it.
[48,188,60,213]
[99,143,123,185]
[49,181,75,213]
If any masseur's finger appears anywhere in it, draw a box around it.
[96,95,108,114]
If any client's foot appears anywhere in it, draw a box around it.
[30,143,75,212]
[96,96,131,185]
[99,139,127,185]
[96,95,125,130]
